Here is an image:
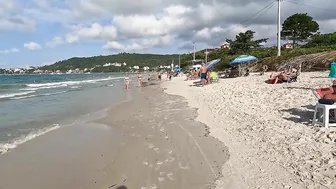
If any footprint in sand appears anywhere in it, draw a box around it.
[168,150,173,154]
[167,172,174,180]
[156,161,163,165]
[147,143,155,149]
[164,135,169,139]
[159,128,165,132]
[154,148,159,152]
[168,157,175,163]
[158,177,165,182]
[142,161,149,166]
[178,162,189,170]
[159,172,166,176]
[150,184,158,189]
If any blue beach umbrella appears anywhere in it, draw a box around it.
[206,59,221,70]
[229,55,257,65]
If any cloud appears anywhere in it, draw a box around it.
[5,0,336,56]
[23,42,42,50]
[0,48,19,54]
[103,35,174,52]
[0,0,35,31]
[46,37,64,47]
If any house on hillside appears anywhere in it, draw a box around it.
[283,41,293,49]
[220,42,230,49]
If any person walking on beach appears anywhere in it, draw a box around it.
[124,74,130,89]
[138,72,143,87]
[201,63,207,86]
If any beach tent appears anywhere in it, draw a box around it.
[329,61,336,78]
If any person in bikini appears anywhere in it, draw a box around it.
[124,74,130,89]
[313,80,336,101]
[138,72,143,87]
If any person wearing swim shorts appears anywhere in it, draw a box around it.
[201,63,207,86]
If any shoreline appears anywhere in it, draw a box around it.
[96,82,229,188]
[0,79,229,189]
[162,72,336,188]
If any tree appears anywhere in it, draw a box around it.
[226,30,268,54]
[304,32,336,47]
[281,13,319,48]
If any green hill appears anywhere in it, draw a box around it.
[40,53,180,72]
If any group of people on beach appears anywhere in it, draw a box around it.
[186,63,212,87]
[124,72,166,89]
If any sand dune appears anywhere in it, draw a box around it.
[162,72,336,189]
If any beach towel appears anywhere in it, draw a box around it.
[328,62,336,78]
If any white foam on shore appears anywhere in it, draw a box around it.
[10,90,68,100]
[23,76,123,90]
[0,124,60,155]
[0,91,35,99]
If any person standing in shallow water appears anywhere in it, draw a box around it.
[201,63,207,86]
[124,74,130,89]
[138,72,143,87]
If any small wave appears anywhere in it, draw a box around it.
[0,124,60,155]
[0,91,35,99]
[24,76,123,90]
[10,91,68,100]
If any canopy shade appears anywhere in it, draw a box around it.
[229,55,257,65]
[206,59,221,70]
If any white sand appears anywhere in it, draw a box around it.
[162,72,336,189]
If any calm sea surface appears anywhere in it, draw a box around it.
[0,73,139,154]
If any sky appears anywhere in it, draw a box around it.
[0,0,335,68]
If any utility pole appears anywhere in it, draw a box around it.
[205,49,208,63]
[178,54,181,68]
[193,42,196,61]
[277,0,281,56]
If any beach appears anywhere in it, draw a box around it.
[1,72,335,189]
[162,72,336,189]
[0,78,229,189]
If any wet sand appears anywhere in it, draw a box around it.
[97,85,229,189]
[0,81,229,189]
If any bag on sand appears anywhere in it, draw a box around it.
[318,99,334,105]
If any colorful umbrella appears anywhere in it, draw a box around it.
[206,59,221,70]
[229,55,257,65]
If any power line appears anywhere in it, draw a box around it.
[244,2,276,28]
[283,0,334,11]
[223,0,276,34]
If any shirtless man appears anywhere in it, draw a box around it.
[201,63,207,86]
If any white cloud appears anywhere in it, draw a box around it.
[0,48,19,54]
[23,42,42,50]
[46,37,64,47]
[4,0,336,55]
[103,41,143,52]
[103,35,174,52]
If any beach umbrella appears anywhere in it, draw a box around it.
[229,55,257,65]
[175,67,182,72]
[206,59,221,70]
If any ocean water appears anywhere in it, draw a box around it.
[0,73,137,154]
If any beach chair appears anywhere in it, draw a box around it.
[311,88,336,128]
